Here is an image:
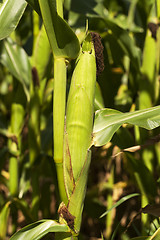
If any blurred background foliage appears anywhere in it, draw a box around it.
[0,0,160,239]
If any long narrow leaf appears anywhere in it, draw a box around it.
[93,106,160,146]
[103,17,141,71]
[10,220,69,240]
[0,39,31,101]
[100,193,139,218]
[0,201,11,240]
[151,228,160,240]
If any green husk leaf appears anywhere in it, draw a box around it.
[67,151,91,233]
[64,37,96,183]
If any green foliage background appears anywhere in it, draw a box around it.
[0,0,160,239]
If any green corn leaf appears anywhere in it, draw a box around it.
[94,82,105,111]
[10,220,69,240]
[93,105,160,146]
[0,39,31,101]
[0,0,27,40]
[104,17,141,71]
[38,0,80,59]
[127,154,157,200]
[130,237,151,240]
[130,227,160,239]
[25,0,41,15]
[100,193,139,218]
[139,26,157,109]
[101,233,105,240]
[151,228,160,240]
[0,201,11,240]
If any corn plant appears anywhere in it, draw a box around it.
[0,0,160,240]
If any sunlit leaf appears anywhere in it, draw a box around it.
[10,220,69,240]
[127,154,157,200]
[93,105,160,146]
[94,82,105,111]
[0,38,31,101]
[0,0,27,40]
[131,228,160,240]
[38,0,80,59]
[151,228,160,240]
[0,201,11,240]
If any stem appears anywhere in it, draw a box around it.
[9,101,24,197]
[28,88,40,166]
[9,156,18,197]
[53,58,67,203]
[33,10,40,51]
[56,0,64,17]
[157,0,160,20]
[31,170,40,220]
[106,167,114,239]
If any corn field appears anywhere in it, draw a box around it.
[0,0,160,240]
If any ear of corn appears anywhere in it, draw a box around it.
[62,34,96,233]
[64,35,96,185]
[67,150,91,233]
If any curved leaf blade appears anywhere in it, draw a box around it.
[93,106,160,146]
[25,0,41,15]
[0,0,27,40]
[10,220,69,240]
[38,0,80,59]
[94,82,105,111]
[103,17,141,71]
[0,201,11,240]
[100,193,139,218]
[0,38,31,101]
[151,228,160,240]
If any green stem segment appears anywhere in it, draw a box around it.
[9,157,19,197]
[56,0,64,17]
[157,0,160,20]
[53,58,67,203]
[9,102,25,197]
